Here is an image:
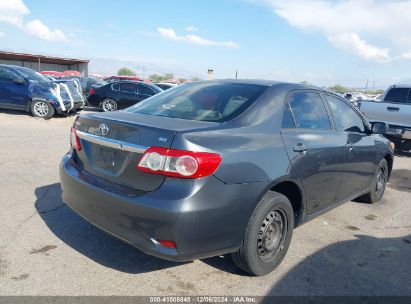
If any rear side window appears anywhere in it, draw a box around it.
[288,91,331,129]
[384,88,409,103]
[120,83,137,93]
[138,84,156,96]
[324,94,365,133]
[111,83,119,91]
[126,82,268,122]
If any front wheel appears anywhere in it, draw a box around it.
[101,98,118,112]
[359,159,388,204]
[231,191,294,276]
[31,100,55,119]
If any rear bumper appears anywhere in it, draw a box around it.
[59,154,268,262]
[386,125,411,140]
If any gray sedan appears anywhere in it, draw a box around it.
[60,80,394,275]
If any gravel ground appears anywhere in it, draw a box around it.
[0,109,410,296]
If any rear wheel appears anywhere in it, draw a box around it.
[101,98,118,112]
[359,159,388,204]
[231,191,294,276]
[31,100,54,119]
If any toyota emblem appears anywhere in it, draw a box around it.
[99,124,109,136]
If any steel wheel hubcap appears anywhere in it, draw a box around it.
[102,100,116,111]
[33,102,49,117]
[257,210,286,261]
[375,167,386,197]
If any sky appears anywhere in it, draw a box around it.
[1,0,411,88]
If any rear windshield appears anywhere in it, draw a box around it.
[125,82,268,122]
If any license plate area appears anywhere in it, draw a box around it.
[93,144,129,171]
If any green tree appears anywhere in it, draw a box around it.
[149,73,175,83]
[117,67,136,76]
[191,77,201,81]
[149,74,163,83]
[163,73,174,80]
[328,84,349,94]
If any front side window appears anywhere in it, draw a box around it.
[282,102,295,128]
[14,67,50,83]
[324,94,365,133]
[288,91,331,129]
[120,83,137,93]
[126,82,268,122]
[384,88,409,103]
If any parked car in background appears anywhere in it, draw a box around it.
[41,70,64,78]
[87,81,162,111]
[0,64,84,119]
[62,76,107,100]
[61,80,394,276]
[359,84,411,150]
[373,94,384,101]
[104,76,143,83]
[155,82,179,90]
[63,70,81,77]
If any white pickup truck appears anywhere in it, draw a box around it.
[359,84,411,149]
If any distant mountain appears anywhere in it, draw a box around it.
[89,57,202,79]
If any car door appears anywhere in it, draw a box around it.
[118,82,138,108]
[323,93,378,199]
[281,90,346,214]
[0,67,28,110]
[137,84,157,102]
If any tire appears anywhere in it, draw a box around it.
[31,100,55,119]
[359,159,389,204]
[231,191,294,276]
[101,98,118,112]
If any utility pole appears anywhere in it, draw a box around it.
[365,79,369,93]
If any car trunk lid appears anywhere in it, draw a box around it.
[73,111,219,191]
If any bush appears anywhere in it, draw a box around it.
[117,67,136,76]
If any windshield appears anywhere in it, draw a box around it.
[125,82,268,122]
[15,68,52,83]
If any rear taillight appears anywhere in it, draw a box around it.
[89,88,96,95]
[158,240,177,249]
[70,127,82,151]
[137,147,221,179]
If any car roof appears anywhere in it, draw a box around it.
[204,79,332,93]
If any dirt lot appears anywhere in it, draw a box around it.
[0,109,410,296]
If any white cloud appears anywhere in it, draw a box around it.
[185,25,199,32]
[158,27,239,48]
[0,0,29,26]
[252,0,411,62]
[0,32,6,38]
[401,50,411,60]
[328,33,390,63]
[0,0,68,42]
[25,19,68,42]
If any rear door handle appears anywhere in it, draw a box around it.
[293,143,309,153]
[387,106,399,111]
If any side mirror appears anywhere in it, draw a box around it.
[14,77,25,85]
[371,122,388,135]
